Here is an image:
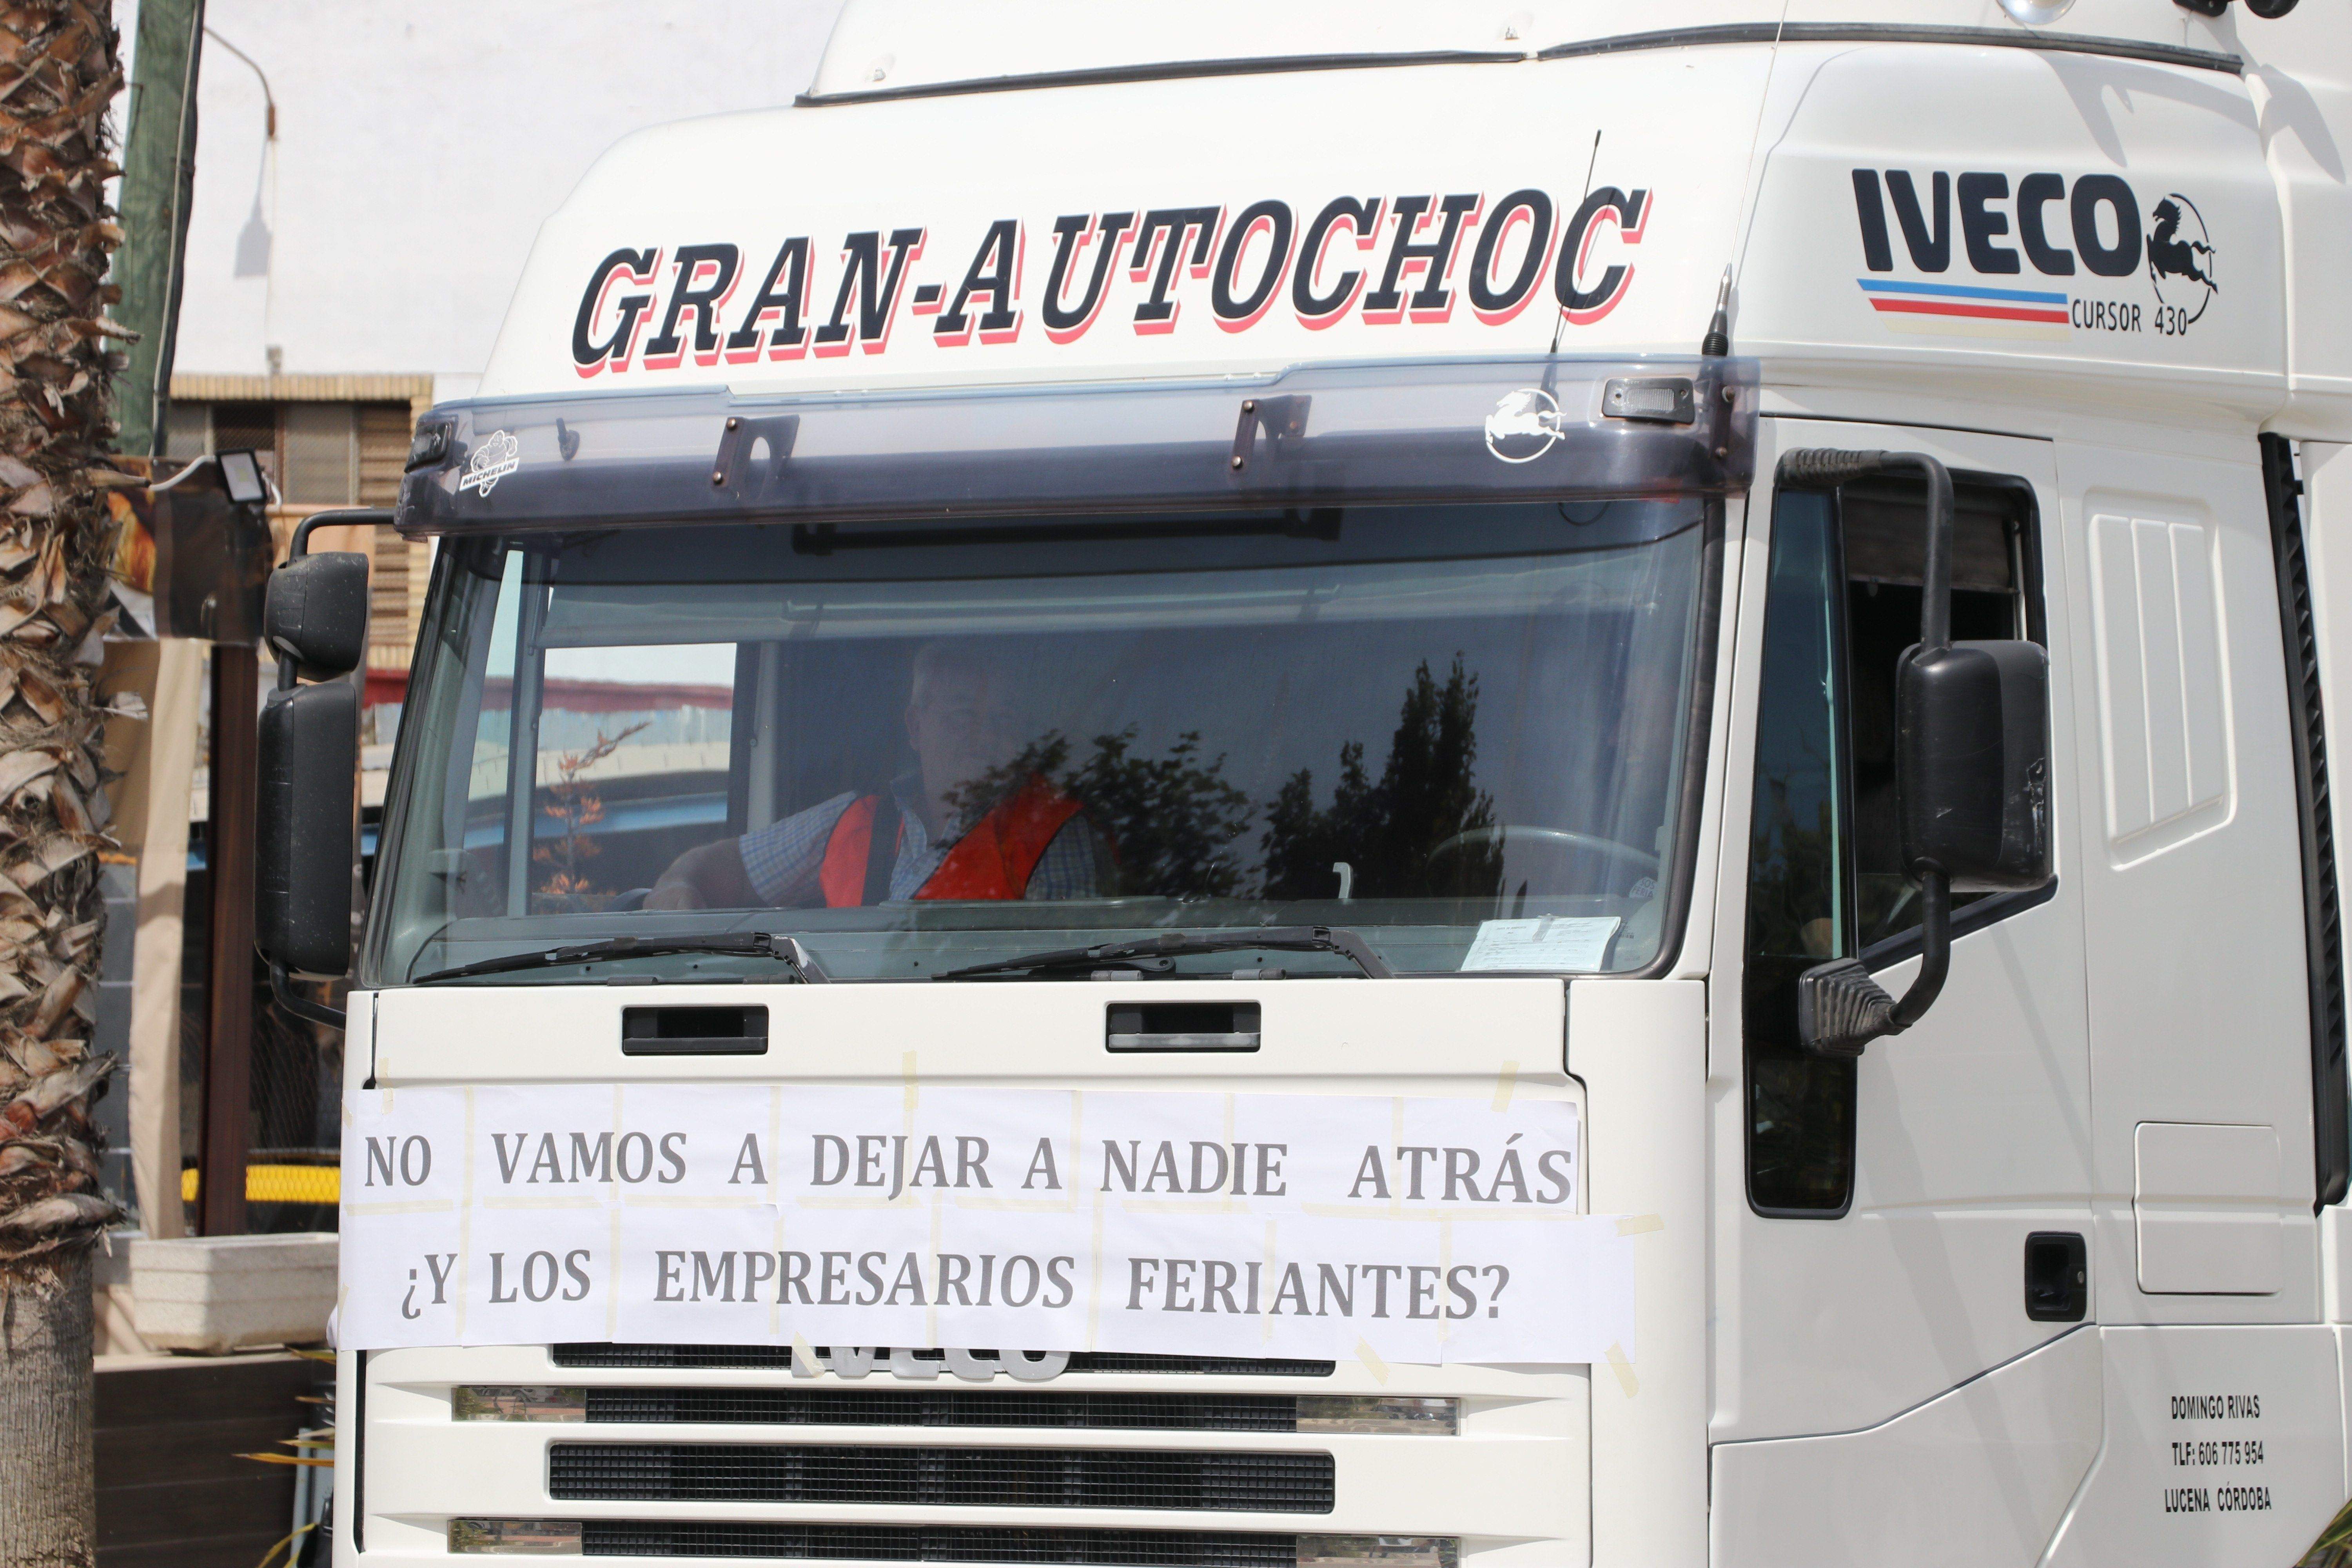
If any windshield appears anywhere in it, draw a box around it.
[372,494,1713,984]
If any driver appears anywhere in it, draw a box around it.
[647,641,1109,909]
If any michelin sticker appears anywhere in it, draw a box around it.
[457,429,521,496]
[340,1082,1636,1366]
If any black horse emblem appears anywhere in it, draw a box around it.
[2148,197,2217,294]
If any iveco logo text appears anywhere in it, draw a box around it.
[794,1347,1069,1381]
[1849,169,2218,341]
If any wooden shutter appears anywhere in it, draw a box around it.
[282,403,357,504]
[356,405,408,505]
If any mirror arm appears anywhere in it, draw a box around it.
[1795,877,1949,1058]
[1778,448,1956,1058]
[269,959,346,1032]
[1886,872,1952,1028]
[287,507,392,563]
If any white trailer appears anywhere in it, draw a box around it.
[279,3,2352,1563]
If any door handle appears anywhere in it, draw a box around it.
[622,1005,768,1056]
[1107,1002,1260,1052]
[2024,1231,2087,1321]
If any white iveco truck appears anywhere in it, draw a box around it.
[278,1,2352,1562]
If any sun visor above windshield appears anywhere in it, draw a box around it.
[397,358,1755,537]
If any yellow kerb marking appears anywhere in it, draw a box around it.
[1615,1214,1664,1237]
[1355,1338,1390,1385]
[1606,1342,1638,1397]
[1491,1062,1519,1112]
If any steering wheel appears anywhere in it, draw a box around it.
[1426,826,1661,890]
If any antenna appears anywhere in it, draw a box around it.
[1542,129,1606,397]
[1700,266,1733,358]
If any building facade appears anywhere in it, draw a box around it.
[152,0,842,672]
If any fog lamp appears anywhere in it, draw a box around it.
[1297,1535,1459,1568]
[451,1386,585,1422]
[448,1518,580,1555]
[1296,1396,1457,1434]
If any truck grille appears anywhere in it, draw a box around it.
[547,1445,1336,1513]
[587,1389,1299,1431]
[552,1346,1335,1377]
[577,1522,1300,1563]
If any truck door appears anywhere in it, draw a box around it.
[1711,421,2101,1565]
[2033,439,2345,1564]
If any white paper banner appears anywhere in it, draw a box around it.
[339,1084,1633,1365]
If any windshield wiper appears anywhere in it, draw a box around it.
[938,926,1391,981]
[413,932,826,985]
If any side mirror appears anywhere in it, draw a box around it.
[1777,448,2052,1058]
[253,511,385,986]
[1900,640,2052,891]
[264,550,369,679]
[257,678,358,977]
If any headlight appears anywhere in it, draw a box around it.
[1297,1535,1459,1568]
[1295,1396,1458,1434]
[450,1386,585,1422]
[447,1518,580,1555]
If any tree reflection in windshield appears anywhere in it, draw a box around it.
[1261,657,1502,903]
[949,728,1253,900]
[942,657,1504,905]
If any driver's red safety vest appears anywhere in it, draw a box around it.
[818,775,1084,907]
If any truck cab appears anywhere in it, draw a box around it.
[307,3,2352,1563]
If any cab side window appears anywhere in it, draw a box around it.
[1744,474,2039,1215]
[1840,481,2033,946]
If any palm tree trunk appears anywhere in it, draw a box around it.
[0,4,132,1565]
[0,1247,95,1566]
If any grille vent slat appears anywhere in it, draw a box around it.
[580,1521,1300,1563]
[587,1389,1299,1432]
[552,1346,1335,1377]
[549,1444,1336,1514]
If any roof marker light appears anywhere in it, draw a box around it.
[1998,0,2074,22]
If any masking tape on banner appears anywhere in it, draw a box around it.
[1615,1214,1663,1237]
[1491,1062,1519,1111]
[1606,1342,1639,1397]
[903,1051,919,1112]
[1355,1337,1391,1385]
